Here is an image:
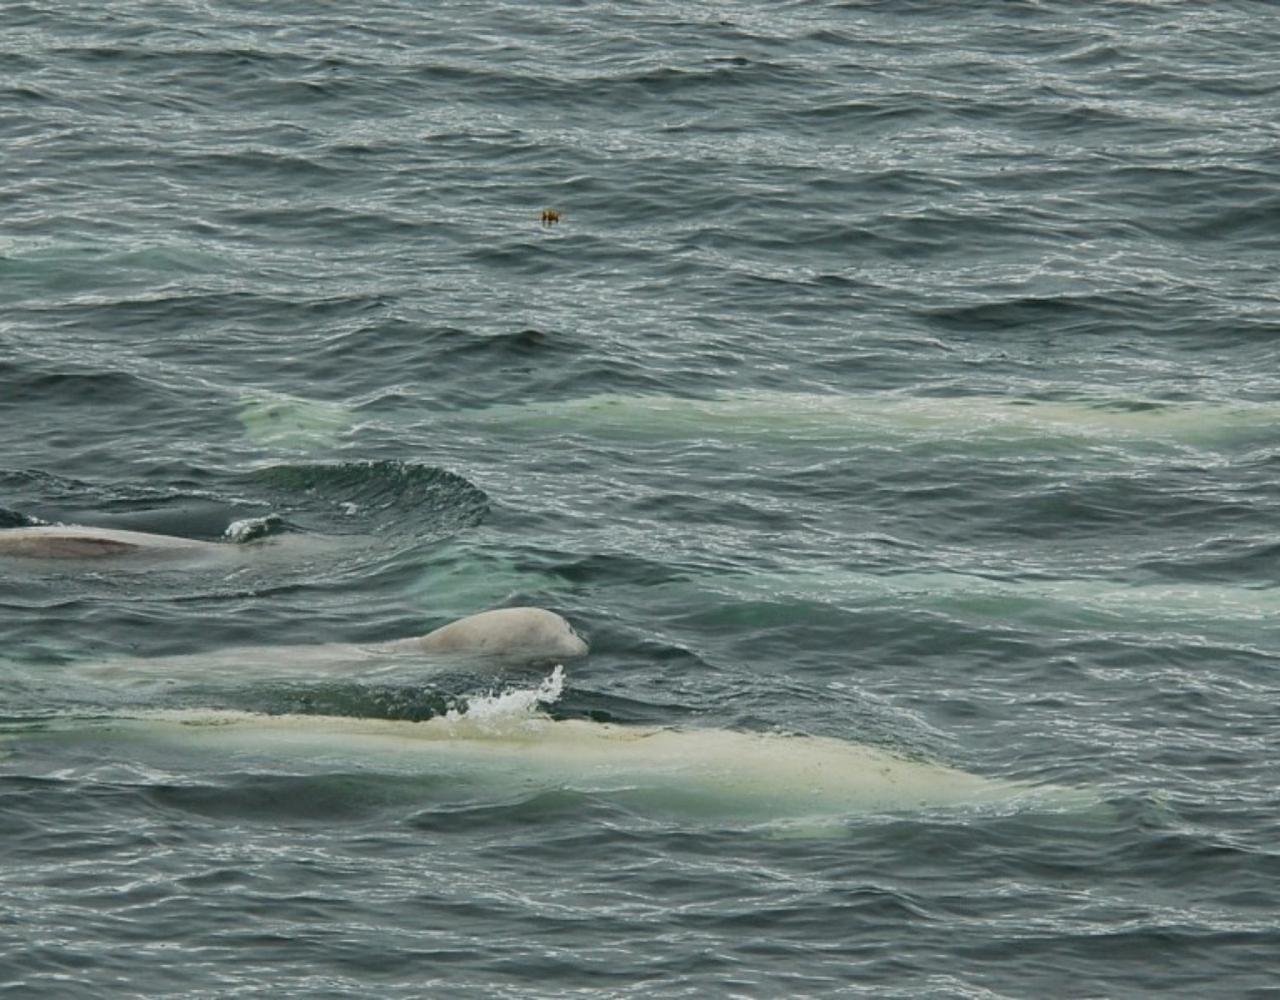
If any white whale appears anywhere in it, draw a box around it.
[0,701,1087,828]
[0,525,224,560]
[385,607,589,661]
[464,390,1280,448]
[58,607,589,689]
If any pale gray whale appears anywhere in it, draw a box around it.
[0,690,1092,829]
[386,607,588,661]
[0,525,221,559]
[51,606,589,686]
[0,527,587,664]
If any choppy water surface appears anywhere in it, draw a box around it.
[3,1,1279,996]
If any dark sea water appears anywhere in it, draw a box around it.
[3,1,1280,996]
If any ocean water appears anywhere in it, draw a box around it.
[2,1,1279,996]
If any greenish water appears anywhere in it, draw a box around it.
[2,2,1279,996]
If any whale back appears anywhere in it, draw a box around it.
[393,607,589,662]
[0,708,1089,828]
[0,525,218,560]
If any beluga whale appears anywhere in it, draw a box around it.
[54,606,590,688]
[0,525,224,560]
[0,666,1093,831]
[385,607,589,661]
[0,521,320,565]
[0,526,587,666]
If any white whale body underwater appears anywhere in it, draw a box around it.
[458,390,1280,448]
[238,389,1280,450]
[0,525,1088,827]
[0,669,1091,829]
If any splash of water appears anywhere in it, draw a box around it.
[223,514,285,543]
[442,665,565,734]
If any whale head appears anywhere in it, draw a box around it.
[409,607,589,663]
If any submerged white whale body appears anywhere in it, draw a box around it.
[239,390,354,449]
[463,390,1280,447]
[1,692,1088,828]
[235,389,1280,453]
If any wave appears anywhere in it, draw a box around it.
[0,461,486,545]
[0,462,489,661]
[235,460,488,538]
